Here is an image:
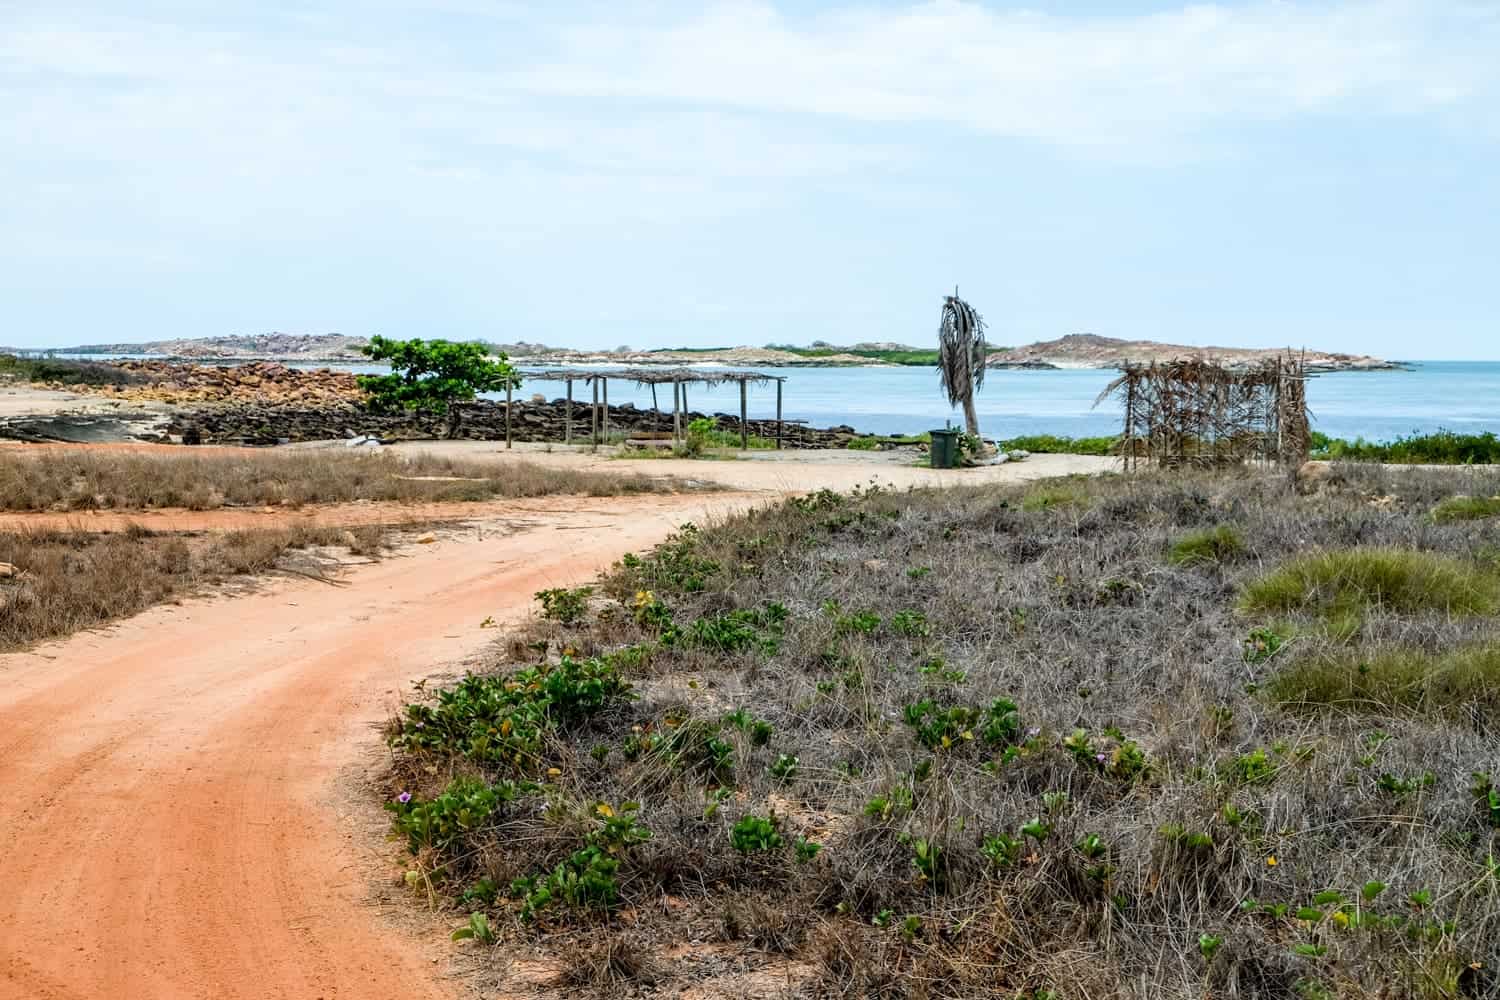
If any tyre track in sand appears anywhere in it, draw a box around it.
[0,492,758,1000]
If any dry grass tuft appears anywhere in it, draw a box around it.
[1432,495,1500,523]
[1267,642,1500,721]
[0,448,678,512]
[1168,524,1246,566]
[1240,547,1500,619]
[0,523,386,649]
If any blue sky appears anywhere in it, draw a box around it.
[3,1,1497,358]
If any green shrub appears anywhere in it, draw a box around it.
[684,417,775,451]
[673,603,787,654]
[511,846,621,922]
[617,524,720,594]
[535,586,593,624]
[1240,548,1499,619]
[1169,525,1246,567]
[730,814,783,852]
[1310,429,1500,464]
[388,776,528,854]
[889,609,931,638]
[846,436,879,451]
[392,655,632,769]
[1243,625,1289,664]
[1266,643,1500,720]
[903,697,1022,751]
[1432,496,1500,523]
[998,434,1118,456]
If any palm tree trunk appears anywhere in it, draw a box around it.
[961,395,980,437]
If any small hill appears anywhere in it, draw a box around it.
[987,333,1397,371]
[65,333,369,361]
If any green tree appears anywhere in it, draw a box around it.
[357,336,520,437]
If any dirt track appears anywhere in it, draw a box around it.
[0,492,752,1000]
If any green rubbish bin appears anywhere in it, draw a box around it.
[929,428,960,469]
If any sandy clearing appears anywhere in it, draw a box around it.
[0,492,753,1000]
[378,439,1117,493]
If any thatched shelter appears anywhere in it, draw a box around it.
[1100,354,1310,470]
[514,368,787,449]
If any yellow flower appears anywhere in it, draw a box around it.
[596,803,614,818]
[1266,855,1278,866]
[546,767,562,778]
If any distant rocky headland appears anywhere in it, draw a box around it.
[985,334,1401,372]
[49,331,1399,372]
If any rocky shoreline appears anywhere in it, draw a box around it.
[167,399,859,449]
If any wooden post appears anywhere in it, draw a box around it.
[775,380,783,450]
[672,380,681,445]
[602,377,610,445]
[739,380,748,450]
[565,379,573,445]
[651,383,660,436]
[590,378,599,447]
[505,383,513,449]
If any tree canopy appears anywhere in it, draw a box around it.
[357,336,520,415]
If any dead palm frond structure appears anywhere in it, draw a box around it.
[1100,353,1310,470]
[937,291,987,437]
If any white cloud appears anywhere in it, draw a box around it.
[517,0,1500,148]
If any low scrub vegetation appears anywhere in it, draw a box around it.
[0,352,144,387]
[1312,429,1500,464]
[0,524,385,649]
[383,466,1500,998]
[0,448,672,511]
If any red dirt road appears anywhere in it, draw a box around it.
[0,493,753,1000]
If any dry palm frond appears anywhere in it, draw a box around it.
[938,292,987,435]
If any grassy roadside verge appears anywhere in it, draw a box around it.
[380,465,1500,997]
[0,448,678,511]
[0,524,388,650]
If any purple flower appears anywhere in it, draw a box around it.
[1095,753,1107,764]
[1025,727,1040,738]
[397,791,412,804]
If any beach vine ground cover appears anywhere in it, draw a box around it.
[383,464,1500,998]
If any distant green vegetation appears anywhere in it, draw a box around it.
[0,353,142,387]
[998,434,1118,456]
[1310,430,1500,464]
[762,344,941,365]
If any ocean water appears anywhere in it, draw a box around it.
[487,361,1500,442]
[39,353,1500,442]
